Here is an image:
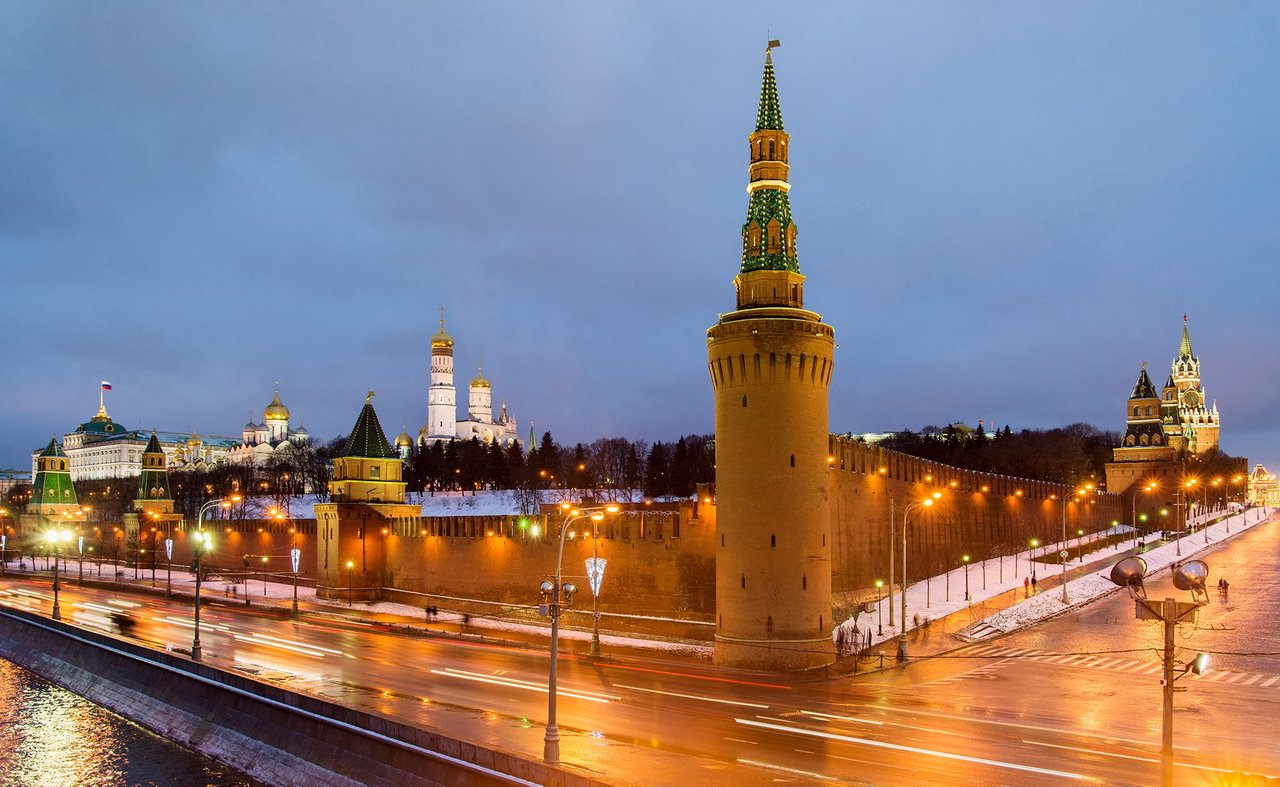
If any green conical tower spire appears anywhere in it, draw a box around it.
[136,431,173,506]
[30,437,78,512]
[755,48,784,131]
[1179,315,1194,359]
[741,44,799,275]
[343,391,397,459]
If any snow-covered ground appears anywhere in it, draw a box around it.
[838,507,1272,650]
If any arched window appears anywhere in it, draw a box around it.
[1153,434,1163,445]
[1140,434,1149,446]
[768,140,775,159]
[740,574,746,589]
[770,534,776,547]
[1125,435,1135,446]
[1133,406,1140,417]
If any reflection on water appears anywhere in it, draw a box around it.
[0,657,257,787]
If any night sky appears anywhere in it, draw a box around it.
[3,4,1277,471]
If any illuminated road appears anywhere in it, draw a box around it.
[3,518,1277,785]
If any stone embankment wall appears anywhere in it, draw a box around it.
[0,607,604,787]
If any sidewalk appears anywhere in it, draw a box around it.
[843,506,1273,664]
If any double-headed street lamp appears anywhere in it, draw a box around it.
[542,502,618,765]
[192,496,234,661]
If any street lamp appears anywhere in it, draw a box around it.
[1178,479,1198,557]
[961,555,970,602]
[192,496,234,661]
[1133,481,1158,548]
[291,543,302,614]
[897,495,936,662]
[345,559,355,606]
[1028,538,1039,579]
[875,579,884,635]
[44,528,72,620]
[542,502,618,765]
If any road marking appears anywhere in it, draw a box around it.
[429,668,619,703]
[615,684,769,709]
[737,718,1086,780]
[1242,674,1264,686]
[735,758,838,781]
[723,737,757,745]
[1261,676,1279,688]
[1022,740,1276,778]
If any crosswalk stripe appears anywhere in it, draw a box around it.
[1260,676,1279,688]
[1242,675,1263,686]
[1225,673,1248,684]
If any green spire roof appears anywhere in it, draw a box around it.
[756,49,784,131]
[137,432,172,502]
[343,394,397,458]
[1179,317,1194,359]
[143,431,163,454]
[39,437,67,458]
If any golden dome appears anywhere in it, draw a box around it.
[395,427,414,448]
[431,319,454,350]
[186,429,202,447]
[470,367,490,388]
[263,387,290,421]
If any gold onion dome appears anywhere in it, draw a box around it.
[187,429,202,447]
[263,388,290,421]
[395,427,413,448]
[431,321,454,350]
[470,368,490,388]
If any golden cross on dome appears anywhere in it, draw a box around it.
[439,306,446,329]
[365,390,376,404]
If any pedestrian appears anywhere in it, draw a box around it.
[1024,577,1030,597]
[835,626,847,657]
[1031,574,1038,593]
[913,613,921,629]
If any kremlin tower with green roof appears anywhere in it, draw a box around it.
[28,438,79,516]
[706,44,837,671]
[315,392,419,603]
[134,431,175,515]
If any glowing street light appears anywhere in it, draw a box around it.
[542,502,617,765]
[192,496,235,661]
[44,528,72,620]
[897,496,935,662]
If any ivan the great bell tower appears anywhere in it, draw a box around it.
[707,45,836,671]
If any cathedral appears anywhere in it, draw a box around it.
[412,314,520,450]
[1105,317,1222,494]
[226,385,311,464]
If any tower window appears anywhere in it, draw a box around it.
[802,574,807,590]
[767,615,773,633]
[770,534,776,547]
[742,395,747,408]
[720,534,724,547]
[790,454,795,467]
[768,140,775,159]
[741,573,746,589]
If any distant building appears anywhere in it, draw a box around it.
[226,385,311,465]
[0,469,30,496]
[418,316,520,447]
[1249,465,1280,507]
[1105,318,1228,496]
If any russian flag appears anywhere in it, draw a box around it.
[100,381,112,391]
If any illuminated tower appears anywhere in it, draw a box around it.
[706,45,836,671]
[264,385,290,443]
[134,432,175,515]
[423,314,457,441]
[27,438,79,516]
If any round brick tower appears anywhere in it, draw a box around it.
[707,45,836,671]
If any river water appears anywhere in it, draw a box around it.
[0,657,259,787]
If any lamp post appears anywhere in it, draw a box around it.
[345,560,355,606]
[44,528,71,620]
[961,555,970,602]
[1178,479,1198,557]
[192,496,234,661]
[875,579,884,635]
[1028,538,1039,580]
[542,502,617,765]
[291,543,301,615]
[887,498,894,628]
[1134,481,1158,548]
[897,496,936,662]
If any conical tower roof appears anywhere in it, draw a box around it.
[1130,365,1158,399]
[342,392,397,458]
[756,47,784,131]
[143,431,163,454]
[39,437,67,458]
[1179,316,1195,359]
